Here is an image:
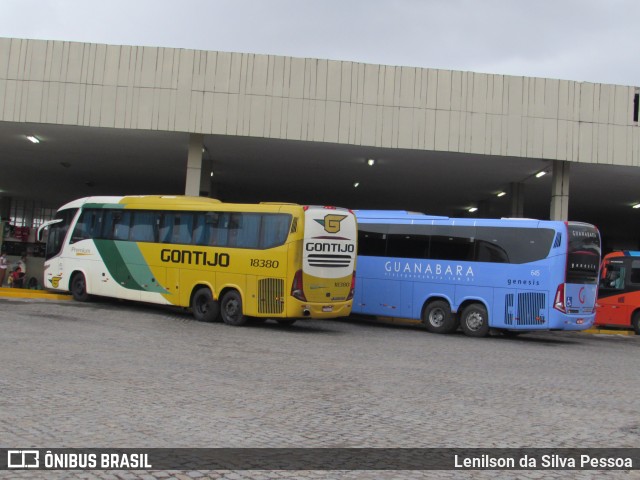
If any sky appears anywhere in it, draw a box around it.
[2,0,639,86]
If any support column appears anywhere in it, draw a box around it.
[0,197,11,223]
[550,160,570,221]
[200,157,213,198]
[185,134,204,196]
[509,182,524,217]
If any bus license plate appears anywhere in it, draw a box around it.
[322,306,333,312]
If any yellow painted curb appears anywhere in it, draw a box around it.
[582,328,636,336]
[0,287,72,301]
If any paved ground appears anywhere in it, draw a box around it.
[1,297,639,480]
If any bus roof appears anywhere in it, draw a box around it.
[353,209,589,229]
[55,196,355,215]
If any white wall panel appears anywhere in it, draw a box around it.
[0,38,638,169]
[398,107,413,148]
[323,100,340,143]
[436,70,451,111]
[424,109,436,150]
[326,61,341,102]
[434,110,450,151]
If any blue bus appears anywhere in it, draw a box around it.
[353,211,601,337]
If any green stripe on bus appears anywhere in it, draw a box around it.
[93,239,168,294]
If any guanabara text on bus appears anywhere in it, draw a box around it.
[38,196,358,326]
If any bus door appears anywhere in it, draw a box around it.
[597,258,630,326]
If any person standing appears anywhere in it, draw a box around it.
[0,252,7,287]
[18,254,27,276]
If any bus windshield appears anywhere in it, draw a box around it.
[45,209,78,260]
[566,223,600,284]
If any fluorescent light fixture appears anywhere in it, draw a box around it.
[26,135,40,144]
[497,191,506,197]
[468,207,478,213]
[367,159,375,166]
[535,171,546,178]
[633,203,640,209]
[353,182,360,188]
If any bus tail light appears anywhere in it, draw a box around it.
[553,283,566,313]
[346,271,356,301]
[291,269,307,301]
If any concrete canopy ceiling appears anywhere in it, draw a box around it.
[1,120,639,250]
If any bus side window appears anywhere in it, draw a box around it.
[357,226,388,257]
[387,234,428,259]
[172,213,193,245]
[130,211,158,243]
[261,214,291,249]
[602,264,625,290]
[113,212,132,241]
[475,240,509,263]
[630,260,640,284]
[235,213,261,249]
[214,213,230,247]
[159,214,173,243]
[192,214,206,245]
[71,209,101,243]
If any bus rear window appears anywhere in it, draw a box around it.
[566,224,600,284]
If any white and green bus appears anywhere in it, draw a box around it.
[39,195,357,325]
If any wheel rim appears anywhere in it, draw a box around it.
[73,277,85,296]
[428,309,445,327]
[196,296,208,315]
[466,311,485,331]
[225,298,240,319]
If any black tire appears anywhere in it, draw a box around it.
[632,312,640,335]
[220,290,248,326]
[460,304,490,337]
[276,319,297,327]
[422,300,457,333]
[191,288,220,322]
[70,272,90,302]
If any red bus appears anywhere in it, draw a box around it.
[595,251,640,334]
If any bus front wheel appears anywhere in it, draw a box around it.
[460,304,490,337]
[632,312,640,335]
[220,290,248,326]
[191,288,220,322]
[422,300,457,334]
[70,272,90,302]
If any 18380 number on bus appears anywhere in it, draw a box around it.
[250,259,280,268]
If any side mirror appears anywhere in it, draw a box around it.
[37,218,63,242]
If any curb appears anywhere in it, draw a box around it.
[582,328,636,336]
[0,287,72,301]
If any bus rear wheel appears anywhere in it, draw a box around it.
[460,304,490,337]
[422,300,457,333]
[70,272,90,302]
[191,288,220,322]
[220,290,248,326]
